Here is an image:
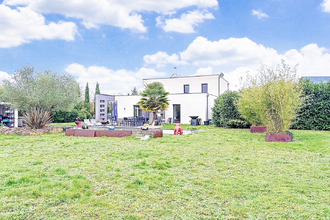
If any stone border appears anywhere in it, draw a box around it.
[250,126,267,133]
[65,129,162,138]
[266,133,293,142]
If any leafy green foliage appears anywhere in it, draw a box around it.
[292,79,330,130]
[78,108,92,120]
[237,86,263,126]
[138,82,169,125]
[23,107,52,129]
[238,61,303,133]
[52,110,79,123]
[257,62,303,133]
[131,87,138,95]
[95,82,100,95]
[84,83,90,112]
[2,66,80,112]
[212,91,250,128]
[1,66,80,128]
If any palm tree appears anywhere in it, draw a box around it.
[138,82,169,125]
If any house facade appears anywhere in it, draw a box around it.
[95,74,229,124]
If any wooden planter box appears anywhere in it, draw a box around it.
[266,133,293,142]
[250,126,267,133]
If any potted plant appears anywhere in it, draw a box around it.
[75,117,82,127]
[239,61,303,142]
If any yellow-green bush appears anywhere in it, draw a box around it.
[237,86,263,126]
[238,61,303,133]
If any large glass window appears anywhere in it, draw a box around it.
[201,83,208,93]
[134,105,142,117]
[173,104,181,123]
[184,84,189,93]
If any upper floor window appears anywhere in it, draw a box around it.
[201,83,208,93]
[100,100,105,103]
[184,84,189,93]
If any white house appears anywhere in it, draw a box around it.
[95,74,229,124]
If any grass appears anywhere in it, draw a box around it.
[0,126,329,219]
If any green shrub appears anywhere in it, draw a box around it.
[226,119,250,128]
[292,79,330,130]
[78,108,92,120]
[212,91,250,128]
[247,61,303,133]
[237,86,263,126]
[52,110,79,123]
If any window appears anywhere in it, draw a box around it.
[134,105,142,117]
[100,100,105,103]
[173,104,181,123]
[184,84,189,93]
[202,83,208,93]
[100,104,105,108]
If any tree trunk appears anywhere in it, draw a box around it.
[149,112,157,125]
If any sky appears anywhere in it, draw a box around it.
[1,0,330,95]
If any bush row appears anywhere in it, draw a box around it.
[212,79,329,130]
[291,79,330,130]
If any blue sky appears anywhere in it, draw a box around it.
[1,0,330,94]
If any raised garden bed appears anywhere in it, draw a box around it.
[65,128,162,138]
[266,132,293,142]
[250,126,267,133]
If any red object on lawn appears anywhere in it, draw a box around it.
[75,121,82,127]
[174,123,183,135]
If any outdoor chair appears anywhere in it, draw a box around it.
[84,119,93,127]
[90,119,102,126]
[117,118,123,126]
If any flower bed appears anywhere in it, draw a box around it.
[0,126,63,135]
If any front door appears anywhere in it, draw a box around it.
[173,104,181,123]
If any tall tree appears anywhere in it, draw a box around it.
[84,82,90,112]
[95,82,100,95]
[138,82,169,125]
[131,87,138,95]
[2,66,80,128]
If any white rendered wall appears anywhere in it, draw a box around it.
[165,93,208,124]
[114,94,211,124]
[115,95,141,118]
[143,74,221,96]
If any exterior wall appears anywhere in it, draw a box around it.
[115,95,141,118]
[143,74,222,96]
[95,74,229,124]
[114,94,212,124]
[166,93,208,124]
[95,94,115,121]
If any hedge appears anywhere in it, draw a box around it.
[292,79,330,130]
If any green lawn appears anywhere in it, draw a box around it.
[0,126,329,219]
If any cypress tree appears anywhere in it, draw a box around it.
[84,82,90,111]
[95,82,100,95]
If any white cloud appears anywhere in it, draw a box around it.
[143,51,186,68]
[180,36,279,67]
[156,10,215,33]
[65,63,166,95]
[321,0,330,12]
[0,5,77,48]
[251,10,269,19]
[3,0,218,33]
[0,71,11,83]
[222,43,330,90]
[144,36,330,90]
[194,67,214,76]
